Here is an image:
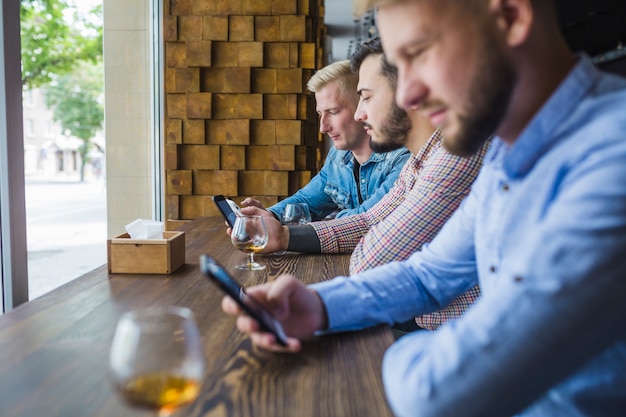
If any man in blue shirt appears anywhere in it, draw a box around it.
[242,60,409,222]
[223,1,626,416]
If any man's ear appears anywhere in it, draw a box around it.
[492,0,533,47]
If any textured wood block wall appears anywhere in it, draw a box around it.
[164,0,327,219]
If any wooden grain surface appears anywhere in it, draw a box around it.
[0,217,395,417]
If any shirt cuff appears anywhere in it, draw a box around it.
[310,277,380,332]
[266,209,281,221]
[287,225,321,252]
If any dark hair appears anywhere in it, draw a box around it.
[349,37,398,91]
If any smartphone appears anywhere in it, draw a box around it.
[199,254,288,346]
[212,195,241,228]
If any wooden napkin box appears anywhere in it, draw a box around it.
[107,231,185,274]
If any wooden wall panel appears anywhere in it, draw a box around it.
[264,43,290,68]
[167,170,192,195]
[164,0,327,219]
[183,119,205,144]
[206,119,250,145]
[166,119,182,144]
[203,16,228,40]
[229,16,255,41]
[186,41,212,67]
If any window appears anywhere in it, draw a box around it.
[24,118,34,136]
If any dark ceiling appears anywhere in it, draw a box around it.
[325,0,626,65]
[557,0,626,57]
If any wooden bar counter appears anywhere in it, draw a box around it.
[0,217,395,417]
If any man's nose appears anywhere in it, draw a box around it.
[319,114,330,133]
[396,67,427,111]
[354,102,366,122]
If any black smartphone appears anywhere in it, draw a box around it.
[212,195,240,228]
[199,254,288,346]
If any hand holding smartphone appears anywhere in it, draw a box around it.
[212,195,241,228]
[199,255,288,346]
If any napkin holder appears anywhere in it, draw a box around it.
[107,231,185,274]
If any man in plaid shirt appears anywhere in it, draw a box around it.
[241,38,490,330]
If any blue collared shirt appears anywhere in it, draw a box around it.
[312,56,626,416]
[269,146,409,221]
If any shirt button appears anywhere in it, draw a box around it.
[502,183,510,191]
[489,265,497,273]
[514,276,523,282]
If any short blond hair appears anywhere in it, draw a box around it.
[306,60,359,104]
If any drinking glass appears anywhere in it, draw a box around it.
[282,203,311,225]
[109,306,205,417]
[230,214,268,270]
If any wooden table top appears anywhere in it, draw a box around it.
[0,217,395,417]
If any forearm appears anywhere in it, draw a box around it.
[269,160,340,221]
[312,251,477,332]
[286,225,321,253]
[309,214,369,254]
[270,192,335,222]
[382,261,626,417]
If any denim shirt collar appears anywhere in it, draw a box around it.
[496,55,599,179]
[339,150,386,166]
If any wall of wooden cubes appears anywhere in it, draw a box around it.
[163,0,327,220]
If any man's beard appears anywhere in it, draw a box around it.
[369,101,412,153]
[443,37,516,156]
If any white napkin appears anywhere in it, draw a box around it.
[125,219,164,239]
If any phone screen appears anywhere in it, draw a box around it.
[212,195,238,228]
[199,255,288,346]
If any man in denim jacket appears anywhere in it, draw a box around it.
[242,60,410,222]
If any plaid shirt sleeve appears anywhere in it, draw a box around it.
[349,132,489,330]
[415,286,481,330]
[309,156,414,254]
[313,130,490,330]
[349,133,487,274]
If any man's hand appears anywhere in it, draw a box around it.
[221,274,328,353]
[240,197,266,209]
[239,206,289,253]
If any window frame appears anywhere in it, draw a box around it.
[1,0,29,312]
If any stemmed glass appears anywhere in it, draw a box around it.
[282,203,311,225]
[109,306,205,417]
[230,214,268,270]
